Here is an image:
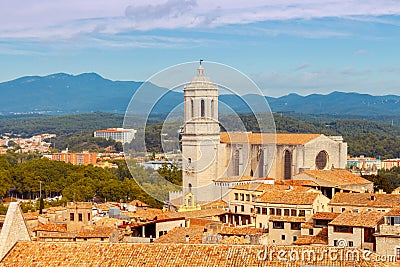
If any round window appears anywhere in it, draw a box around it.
[315,151,328,169]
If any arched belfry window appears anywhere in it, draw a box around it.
[201,99,205,117]
[211,99,214,118]
[233,150,240,176]
[284,150,292,180]
[190,99,194,118]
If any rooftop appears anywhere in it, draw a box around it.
[220,132,322,145]
[329,210,384,228]
[257,187,320,205]
[312,212,341,221]
[297,169,372,186]
[33,223,67,233]
[76,226,115,238]
[2,242,388,266]
[330,193,400,208]
[294,227,328,246]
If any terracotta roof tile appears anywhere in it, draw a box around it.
[385,207,400,216]
[201,199,228,209]
[130,199,150,207]
[268,216,306,223]
[275,179,319,187]
[294,228,328,245]
[301,222,314,229]
[298,169,372,186]
[219,226,263,236]
[220,132,322,145]
[76,226,115,238]
[330,193,400,208]
[312,212,341,220]
[33,223,67,233]
[220,236,250,244]
[154,226,204,244]
[257,187,319,205]
[1,242,391,266]
[329,210,384,228]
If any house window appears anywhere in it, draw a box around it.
[241,205,245,212]
[334,225,353,233]
[269,208,275,215]
[364,228,375,243]
[284,209,290,216]
[88,213,91,221]
[273,222,284,229]
[298,210,305,217]
[342,208,346,212]
[190,99,194,118]
[291,222,301,230]
[78,213,83,222]
[293,236,297,242]
[255,207,261,214]
[348,241,354,247]
[211,99,214,118]
[70,213,74,221]
[276,209,282,216]
[309,229,314,235]
[251,195,256,202]
[246,194,250,201]
[262,208,267,215]
[234,206,238,213]
[316,151,328,169]
[240,194,244,201]
[281,235,286,240]
[291,209,297,216]
[259,223,263,228]
[234,193,238,200]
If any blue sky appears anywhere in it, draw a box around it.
[1,0,400,97]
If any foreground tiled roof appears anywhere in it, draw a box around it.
[329,210,384,228]
[330,193,400,208]
[299,169,372,186]
[124,208,164,221]
[1,242,390,267]
[220,132,322,145]
[294,228,328,245]
[257,187,319,205]
[33,223,67,233]
[130,199,150,207]
[275,179,319,187]
[312,212,341,221]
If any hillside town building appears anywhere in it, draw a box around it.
[94,128,137,143]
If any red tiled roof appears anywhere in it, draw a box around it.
[76,226,115,238]
[257,187,320,205]
[2,242,389,266]
[298,169,372,186]
[330,193,400,208]
[294,228,328,245]
[329,210,384,228]
[219,226,263,236]
[33,223,67,233]
[220,132,322,145]
[312,212,340,221]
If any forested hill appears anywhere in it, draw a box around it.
[1,72,400,116]
[1,112,400,158]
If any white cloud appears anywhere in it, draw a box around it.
[1,0,400,41]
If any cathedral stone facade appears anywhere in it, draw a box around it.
[181,65,347,203]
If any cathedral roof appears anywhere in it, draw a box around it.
[220,132,322,145]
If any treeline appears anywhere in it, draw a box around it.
[1,112,400,158]
[0,155,173,208]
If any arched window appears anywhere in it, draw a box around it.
[250,169,254,177]
[190,99,194,118]
[258,149,264,177]
[201,99,205,117]
[316,151,328,169]
[233,150,240,176]
[211,99,214,118]
[284,150,292,180]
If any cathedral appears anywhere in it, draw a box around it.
[179,64,347,203]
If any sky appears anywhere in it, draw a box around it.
[1,0,400,97]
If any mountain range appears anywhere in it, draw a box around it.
[1,72,399,116]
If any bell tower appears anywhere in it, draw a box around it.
[182,62,220,202]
